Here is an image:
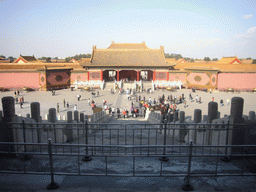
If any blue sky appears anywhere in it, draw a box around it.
[0,0,255,59]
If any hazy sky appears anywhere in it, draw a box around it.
[0,0,255,59]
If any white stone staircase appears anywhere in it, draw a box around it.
[104,82,115,91]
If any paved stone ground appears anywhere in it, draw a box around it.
[1,88,256,120]
[1,88,256,191]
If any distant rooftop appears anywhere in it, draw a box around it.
[107,41,149,49]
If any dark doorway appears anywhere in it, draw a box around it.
[119,70,137,81]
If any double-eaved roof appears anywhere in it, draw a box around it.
[82,42,175,68]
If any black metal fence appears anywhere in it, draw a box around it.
[1,121,255,190]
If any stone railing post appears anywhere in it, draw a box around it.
[229,97,245,154]
[31,102,41,143]
[66,111,73,142]
[1,97,15,153]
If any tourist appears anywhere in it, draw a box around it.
[97,91,99,97]
[220,99,224,106]
[74,104,77,111]
[135,108,138,118]
[212,97,214,102]
[77,94,80,101]
[196,95,199,103]
[227,99,230,105]
[88,98,91,105]
[91,102,95,109]
[126,109,129,118]
[117,108,120,118]
[139,95,141,101]
[20,101,23,109]
[15,97,18,104]
[122,109,126,118]
[131,106,134,117]
[63,99,66,108]
[199,97,201,104]
[67,102,69,108]
[103,99,105,106]
[17,90,20,96]
[184,101,187,108]
[104,105,108,110]
[112,106,115,116]
[173,104,177,112]
[57,103,59,113]
[14,91,16,96]
[21,96,24,103]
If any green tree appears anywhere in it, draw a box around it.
[0,55,6,59]
[165,53,171,58]
[204,57,211,61]
[65,57,71,62]
[212,58,218,61]
[46,57,51,62]
[7,56,15,63]
[252,59,256,64]
[38,56,47,60]
[246,57,252,60]
[54,57,58,60]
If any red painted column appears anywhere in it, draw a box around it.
[87,71,90,81]
[117,70,119,81]
[167,71,169,81]
[153,70,156,81]
[137,70,140,81]
[101,70,103,81]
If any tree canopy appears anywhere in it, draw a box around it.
[46,57,51,62]
[204,57,211,61]
[165,53,183,60]
[65,54,91,62]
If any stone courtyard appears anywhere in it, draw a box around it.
[0,88,256,120]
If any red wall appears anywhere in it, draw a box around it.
[218,73,256,91]
[169,74,186,82]
[71,73,88,84]
[186,72,210,86]
[47,71,70,85]
[0,72,39,88]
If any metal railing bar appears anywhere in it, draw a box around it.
[1,171,255,177]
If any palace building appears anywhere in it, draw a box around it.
[0,42,256,91]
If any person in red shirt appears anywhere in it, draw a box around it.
[122,109,126,118]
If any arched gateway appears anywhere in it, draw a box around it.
[81,42,176,87]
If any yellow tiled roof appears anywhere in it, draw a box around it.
[107,42,149,49]
[241,59,253,64]
[13,55,42,63]
[216,56,241,64]
[174,62,256,72]
[0,62,83,70]
[82,48,172,67]
[165,58,176,63]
